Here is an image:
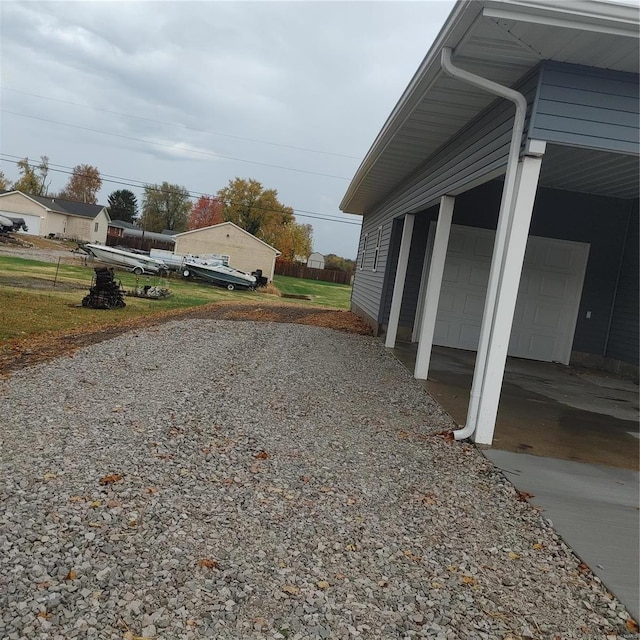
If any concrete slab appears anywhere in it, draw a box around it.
[393,343,640,470]
[484,450,640,622]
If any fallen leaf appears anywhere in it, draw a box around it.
[421,493,437,506]
[301,476,311,482]
[316,580,330,589]
[577,562,591,573]
[533,543,543,550]
[198,558,219,569]
[37,611,51,619]
[43,472,57,480]
[462,575,477,585]
[516,490,534,502]
[65,570,77,580]
[99,474,123,485]
[255,450,269,459]
[106,499,121,508]
[186,619,199,627]
[434,430,454,442]
[345,544,358,552]
[626,619,639,632]
[88,521,103,528]
[335,572,346,579]
[36,581,51,590]
[377,579,388,587]
[145,487,158,494]
[508,551,521,560]
[69,496,85,503]
[90,500,101,508]
[128,520,137,527]
[431,581,442,588]
[282,584,299,596]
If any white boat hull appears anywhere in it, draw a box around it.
[82,244,168,275]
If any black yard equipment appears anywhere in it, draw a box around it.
[82,267,126,309]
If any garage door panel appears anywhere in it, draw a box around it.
[533,305,563,329]
[439,290,456,312]
[463,295,485,316]
[468,264,490,287]
[431,224,589,364]
[443,262,461,283]
[459,323,481,348]
[474,234,494,258]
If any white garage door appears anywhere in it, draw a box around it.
[431,225,589,364]
[0,211,41,236]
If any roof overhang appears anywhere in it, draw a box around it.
[340,0,639,215]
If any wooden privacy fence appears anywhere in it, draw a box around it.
[106,233,175,253]
[275,260,352,285]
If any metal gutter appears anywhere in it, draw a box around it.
[438,46,529,441]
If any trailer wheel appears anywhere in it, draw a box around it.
[182,269,191,278]
[227,283,235,291]
[133,266,143,276]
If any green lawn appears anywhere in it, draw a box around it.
[273,274,352,309]
[0,257,352,343]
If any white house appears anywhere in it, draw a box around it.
[0,191,110,243]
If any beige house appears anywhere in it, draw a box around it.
[0,191,109,243]
[173,222,280,281]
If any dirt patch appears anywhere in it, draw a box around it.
[0,300,372,377]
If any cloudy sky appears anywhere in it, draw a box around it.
[1,1,454,258]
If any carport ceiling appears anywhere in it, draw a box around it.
[341,0,639,215]
[539,145,639,199]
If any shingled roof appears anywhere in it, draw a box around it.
[27,194,106,219]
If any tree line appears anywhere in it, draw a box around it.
[0,157,315,261]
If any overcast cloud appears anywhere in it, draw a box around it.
[0,1,454,258]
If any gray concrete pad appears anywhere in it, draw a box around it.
[484,449,640,622]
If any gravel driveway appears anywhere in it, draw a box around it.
[0,320,636,639]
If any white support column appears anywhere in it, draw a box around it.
[414,195,455,379]
[385,214,415,348]
[473,154,543,444]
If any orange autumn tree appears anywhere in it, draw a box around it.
[188,195,224,230]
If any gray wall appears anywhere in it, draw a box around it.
[530,62,639,155]
[351,69,539,325]
[606,200,639,365]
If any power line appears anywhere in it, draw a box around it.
[0,155,362,227]
[2,87,362,161]
[0,110,352,181]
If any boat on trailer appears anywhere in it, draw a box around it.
[182,260,256,291]
[78,244,169,275]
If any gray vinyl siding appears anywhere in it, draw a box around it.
[350,69,539,325]
[530,62,639,155]
[351,217,393,322]
[606,200,639,365]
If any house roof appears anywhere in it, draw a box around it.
[108,219,137,230]
[173,221,281,255]
[0,190,107,219]
[340,0,639,215]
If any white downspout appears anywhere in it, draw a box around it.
[439,47,528,441]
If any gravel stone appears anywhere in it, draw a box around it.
[0,320,637,639]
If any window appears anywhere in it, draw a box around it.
[359,234,368,269]
[372,226,382,271]
[94,222,99,232]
